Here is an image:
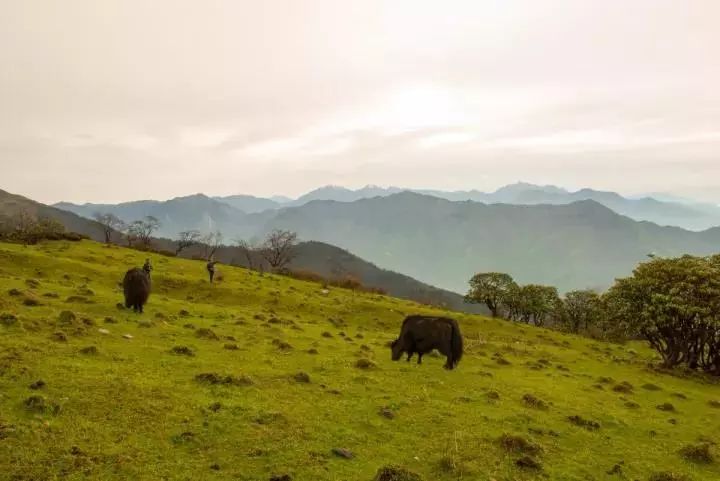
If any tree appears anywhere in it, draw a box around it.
[202,231,223,260]
[562,290,604,333]
[127,216,160,247]
[93,212,125,244]
[605,255,720,372]
[260,229,298,271]
[236,238,261,270]
[504,284,561,326]
[175,230,202,255]
[465,272,517,317]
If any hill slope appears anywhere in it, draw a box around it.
[259,193,720,292]
[0,188,106,241]
[0,240,718,481]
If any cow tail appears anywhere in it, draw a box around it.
[449,318,463,369]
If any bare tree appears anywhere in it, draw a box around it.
[260,229,298,271]
[175,229,202,255]
[236,238,261,270]
[127,216,161,247]
[93,212,125,244]
[202,230,223,260]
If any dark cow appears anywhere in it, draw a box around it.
[123,267,151,313]
[390,315,463,370]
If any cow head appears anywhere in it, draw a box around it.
[390,338,403,361]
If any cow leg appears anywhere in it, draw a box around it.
[406,352,413,362]
[417,353,423,365]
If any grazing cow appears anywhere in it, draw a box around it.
[390,315,463,370]
[123,267,151,313]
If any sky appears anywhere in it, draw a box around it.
[1,0,719,204]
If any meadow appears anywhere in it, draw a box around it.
[0,240,718,481]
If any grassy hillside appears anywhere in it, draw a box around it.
[1,240,719,481]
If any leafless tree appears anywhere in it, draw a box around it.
[126,216,160,247]
[93,212,125,244]
[260,229,298,271]
[236,238,262,270]
[175,229,202,255]
[202,230,223,260]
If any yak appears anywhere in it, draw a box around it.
[123,267,151,313]
[390,315,463,370]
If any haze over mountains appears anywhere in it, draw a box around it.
[51,183,720,294]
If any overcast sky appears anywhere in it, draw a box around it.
[1,0,718,204]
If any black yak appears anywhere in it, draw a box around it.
[390,315,463,370]
[123,267,151,313]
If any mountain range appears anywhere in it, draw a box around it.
[1,188,480,313]
[51,186,720,293]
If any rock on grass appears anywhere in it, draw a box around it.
[331,447,353,459]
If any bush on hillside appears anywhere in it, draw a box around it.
[605,255,720,375]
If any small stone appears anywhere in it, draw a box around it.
[98,328,110,335]
[331,447,353,459]
[122,334,133,339]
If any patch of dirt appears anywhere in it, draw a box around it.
[373,465,423,481]
[522,394,548,410]
[223,343,239,350]
[679,443,714,464]
[272,339,293,351]
[51,331,68,342]
[29,379,46,390]
[293,372,311,383]
[355,359,376,369]
[195,372,253,386]
[648,472,691,481]
[568,415,601,431]
[642,383,663,391]
[170,346,195,356]
[612,381,634,394]
[79,346,99,355]
[0,313,18,327]
[58,310,76,324]
[498,433,542,455]
[515,456,542,470]
[656,403,676,412]
[195,328,219,340]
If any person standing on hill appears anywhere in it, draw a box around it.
[206,258,218,283]
[142,258,153,278]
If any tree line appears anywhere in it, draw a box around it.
[93,211,299,271]
[466,254,720,376]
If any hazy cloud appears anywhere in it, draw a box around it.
[0,0,718,203]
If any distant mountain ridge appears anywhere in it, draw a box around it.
[58,182,720,231]
[52,186,720,293]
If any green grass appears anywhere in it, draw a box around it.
[1,240,719,481]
